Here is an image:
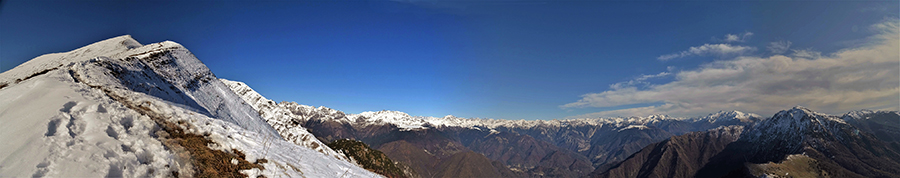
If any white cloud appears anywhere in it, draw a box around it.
[722,32,754,43]
[637,72,670,80]
[565,21,900,118]
[790,49,822,59]
[767,41,792,54]
[657,43,756,61]
[657,53,682,61]
[609,72,671,90]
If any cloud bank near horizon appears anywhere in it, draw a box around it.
[563,20,900,118]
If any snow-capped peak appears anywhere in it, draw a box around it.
[776,106,844,124]
[645,114,673,120]
[744,106,854,150]
[694,110,762,123]
[844,109,877,119]
[766,106,844,126]
[786,106,833,117]
[350,110,426,129]
[357,110,412,120]
[840,109,900,122]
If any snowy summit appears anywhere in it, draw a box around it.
[0,35,379,177]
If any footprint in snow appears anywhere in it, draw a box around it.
[56,101,86,138]
[60,101,77,113]
[66,114,85,138]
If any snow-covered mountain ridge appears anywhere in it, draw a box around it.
[0,35,378,177]
[217,81,764,132]
[843,109,899,120]
[220,79,350,162]
[690,110,760,123]
[226,79,888,139]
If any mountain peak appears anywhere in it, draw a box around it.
[696,110,761,123]
[789,105,814,113]
[841,109,899,120]
[745,107,853,149]
[646,114,671,119]
[717,110,745,116]
[1,35,145,83]
[769,107,826,125]
[77,35,141,50]
[775,106,832,122]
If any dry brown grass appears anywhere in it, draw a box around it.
[747,154,830,178]
[165,125,266,178]
[17,67,58,84]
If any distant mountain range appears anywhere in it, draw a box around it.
[223,77,900,177]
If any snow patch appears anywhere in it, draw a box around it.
[618,125,649,131]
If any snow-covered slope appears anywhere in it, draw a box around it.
[220,79,351,162]
[0,68,176,177]
[0,35,378,177]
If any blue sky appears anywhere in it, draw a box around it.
[1,1,898,119]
